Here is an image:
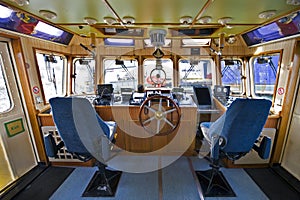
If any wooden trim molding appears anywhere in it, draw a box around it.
[272,42,300,163]
[11,38,48,164]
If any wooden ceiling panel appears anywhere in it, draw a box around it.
[1,0,300,38]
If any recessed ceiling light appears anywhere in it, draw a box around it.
[10,0,29,6]
[179,16,193,25]
[103,17,117,25]
[226,35,237,44]
[84,17,98,25]
[258,10,276,19]
[39,10,57,20]
[198,16,212,24]
[286,0,300,5]
[218,17,233,25]
[123,16,135,25]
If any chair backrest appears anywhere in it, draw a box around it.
[220,98,272,154]
[49,97,108,156]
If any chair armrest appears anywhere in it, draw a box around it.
[253,136,272,159]
[43,134,64,158]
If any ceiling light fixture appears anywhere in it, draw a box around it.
[122,16,135,25]
[39,10,57,20]
[10,0,29,6]
[226,35,237,44]
[103,16,117,25]
[218,17,233,25]
[286,0,300,5]
[84,17,98,25]
[258,10,276,19]
[179,16,193,25]
[198,16,212,24]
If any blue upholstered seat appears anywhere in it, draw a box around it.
[196,98,272,197]
[46,96,121,197]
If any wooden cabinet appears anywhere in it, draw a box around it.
[95,105,198,156]
[38,104,198,160]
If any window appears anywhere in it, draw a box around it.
[36,52,67,102]
[103,59,138,93]
[181,38,211,47]
[72,58,95,95]
[104,38,135,47]
[144,58,173,88]
[221,59,243,95]
[242,11,300,46]
[0,5,73,45]
[251,53,280,100]
[0,55,11,112]
[178,59,212,92]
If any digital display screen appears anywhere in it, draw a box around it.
[97,84,113,96]
[193,86,212,106]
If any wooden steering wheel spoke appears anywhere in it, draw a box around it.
[139,95,181,135]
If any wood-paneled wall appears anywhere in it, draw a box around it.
[1,28,299,165]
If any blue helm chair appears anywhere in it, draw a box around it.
[47,97,121,197]
[197,98,272,197]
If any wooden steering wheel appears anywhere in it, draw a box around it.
[138,95,181,136]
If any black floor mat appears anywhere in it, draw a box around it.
[82,170,122,197]
[12,166,74,200]
[245,167,300,200]
[196,170,236,197]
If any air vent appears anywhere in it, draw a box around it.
[97,28,144,36]
[171,28,218,37]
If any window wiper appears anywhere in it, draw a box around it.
[221,65,230,77]
[52,68,57,94]
[86,63,94,80]
[80,43,95,58]
[115,59,135,80]
[182,63,195,80]
[121,64,135,80]
[268,59,277,78]
[44,56,52,82]
[222,65,241,81]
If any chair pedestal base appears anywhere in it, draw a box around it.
[82,169,122,197]
[196,169,235,197]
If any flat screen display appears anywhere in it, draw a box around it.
[97,84,113,96]
[193,86,212,106]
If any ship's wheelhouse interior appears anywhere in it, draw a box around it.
[0,0,300,199]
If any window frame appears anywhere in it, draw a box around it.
[143,57,174,88]
[102,57,139,93]
[178,58,214,93]
[249,51,282,103]
[34,50,68,104]
[0,53,13,113]
[220,58,244,96]
[71,57,95,95]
